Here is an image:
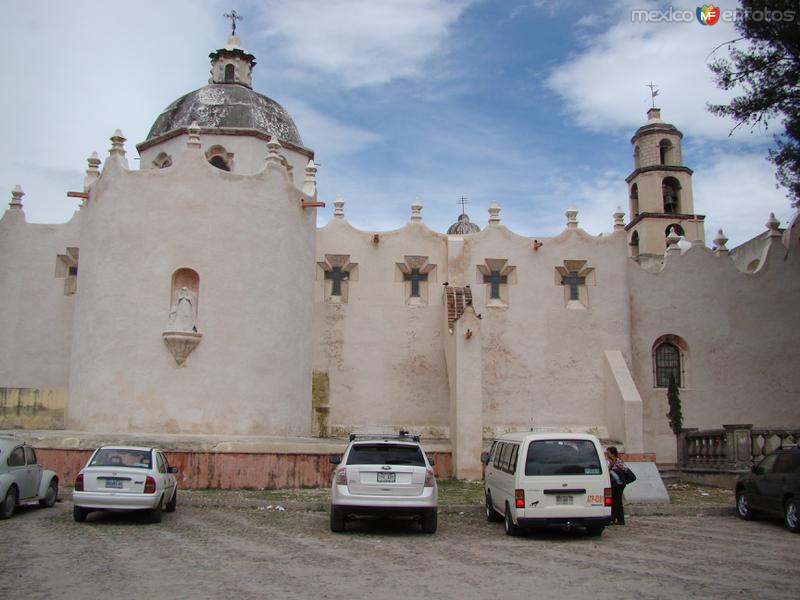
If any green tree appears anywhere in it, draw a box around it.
[666,371,683,435]
[708,0,800,206]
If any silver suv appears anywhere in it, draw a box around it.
[329,431,438,533]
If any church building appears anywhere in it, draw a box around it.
[1,34,798,483]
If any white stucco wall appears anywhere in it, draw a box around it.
[0,208,80,389]
[67,136,315,435]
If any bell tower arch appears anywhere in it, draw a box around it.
[625,108,705,259]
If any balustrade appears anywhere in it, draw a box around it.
[679,425,800,471]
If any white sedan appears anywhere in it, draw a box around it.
[73,446,178,523]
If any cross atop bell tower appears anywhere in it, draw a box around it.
[209,11,256,88]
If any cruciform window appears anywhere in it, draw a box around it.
[396,256,435,304]
[555,260,594,308]
[318,255,358,303]
[477,259,515,306]
[55,247,79,295]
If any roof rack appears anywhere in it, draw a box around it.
[349,430,421,443]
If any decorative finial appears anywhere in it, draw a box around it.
[411,198,423,222]
[613,206,625,231]
[488,201,501,224]
[109,130,126,157]
[666,226,681,253]
[333,195,344,219]
[84,152,101,194]
[224,10,243,36]
[713,229,728,254]
[9,185,24,210]
[187,121,201,148]
[566,205,578,229]
[302,159,317,197]
[266,136,283,164]
[766,212,781,238]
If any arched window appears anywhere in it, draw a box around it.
[652,335,687,388]
[633,146,641,169]
[659,139,674,165]
[224,64,235,83]
[629,230,640,258]
[206,145,233,171]
[209,155,230,171]
[152,152,172,169]
[664,223,685,237]
[662,177,680,214]
[630,183,639,216]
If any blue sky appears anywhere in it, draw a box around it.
[1,0,794,246]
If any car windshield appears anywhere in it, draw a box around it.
[90,449,152,469]
[346,444,426,466]
[525,440,602,476]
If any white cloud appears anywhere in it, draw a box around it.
[249,0,472,87]
[546,0,757,140]
[281,99,381,157]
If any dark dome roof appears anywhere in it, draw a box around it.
[147,84,303,146]
[447,213,481,235]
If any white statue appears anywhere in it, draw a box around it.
[169,286,197,332]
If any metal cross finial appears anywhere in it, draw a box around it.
[458,195,469,214]
[224,10,243,35]
[646,81,659,108]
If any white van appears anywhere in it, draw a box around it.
[481,432,612,536]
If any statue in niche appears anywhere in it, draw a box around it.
[168,286,197,332]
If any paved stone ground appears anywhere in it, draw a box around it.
[1,491,797,600]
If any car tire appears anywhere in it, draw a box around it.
[39,479,58,508]
[504,502,521,536]
[421,509,438,534]
[73,505,88,523]
[330,506,345,533]
[784,498,800,533]
[586,525,604,537]
[736,490,755,520]
[1,486,17,519]
[148,501,163,524]
[165,488,177,513]
[485,492,502,522]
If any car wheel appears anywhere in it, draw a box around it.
[504,502,521,536]
[148,501,163,524]
[586,525,604,537]
[330,506,345,533]
[165,488,177,513]
[73,505,88,523]
[1,486,18,519]
[39,479,58,508]
[485,492,502,522]
[736,490,754,520]
[785,498,800,533]
[421,509,438,534]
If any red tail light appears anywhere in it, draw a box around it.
[143,476,157,494]
[604,487,612,507]
[424,468,435,487]
[334,468,347,485]
[74,473,84,492]
[515,489,525,508]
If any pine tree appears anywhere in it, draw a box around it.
[666,371,683,435]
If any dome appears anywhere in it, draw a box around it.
[146,84,303,146]
[447,213,481,235]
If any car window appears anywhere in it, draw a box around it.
[25,446,37,465]
[7,446,25,467]
[506,444,519,474]
[90,448,153,469]
[156,453,166,473]
[492,443,505,469]
[346,444,426,466]
[755,453,778,475]
[774,453,800,474]
[525,439,602,476]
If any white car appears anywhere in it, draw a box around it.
[73,446,178,523]
[330,432,438,533]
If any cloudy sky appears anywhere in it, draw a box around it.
[1,0,795,246]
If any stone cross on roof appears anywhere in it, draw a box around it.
[458,195,469,214]
[224,10,243,35]
[646,81,659,108]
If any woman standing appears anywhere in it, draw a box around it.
[606,446,626,525]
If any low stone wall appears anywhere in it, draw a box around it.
[36,448,454,489]
[0,388,66,429]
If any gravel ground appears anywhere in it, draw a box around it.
[1,486,797,600]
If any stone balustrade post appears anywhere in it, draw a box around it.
[723,424,754,468]
[678,428,698,469]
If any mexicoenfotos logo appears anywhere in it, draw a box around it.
[696,4,720,25]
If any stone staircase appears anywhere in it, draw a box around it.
[657,463,680,485]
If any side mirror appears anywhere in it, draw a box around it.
[167,466,179,474]
[428,458,435,467]
[480,451,490,465]
[330,456,341,465]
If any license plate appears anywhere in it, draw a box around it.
[376,472,396,483]
[556,495,574,505]
[105,479,123,489]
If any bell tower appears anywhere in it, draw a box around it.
[625,108,705,259]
